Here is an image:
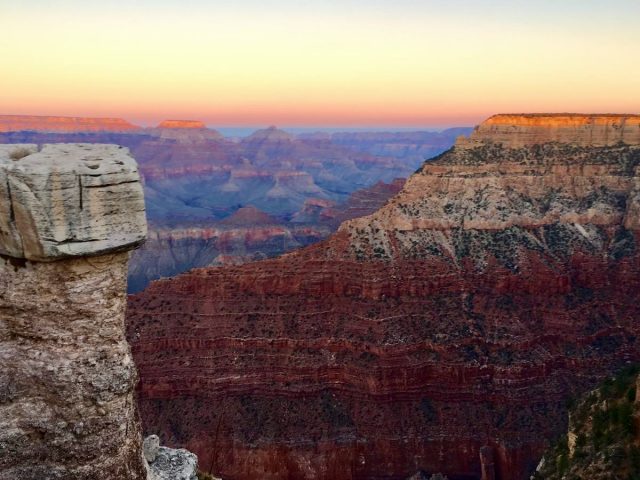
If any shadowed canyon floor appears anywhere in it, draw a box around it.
[127,114,640,480]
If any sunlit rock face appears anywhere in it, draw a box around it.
[0,144,148,480]
[458,114,640,148]
[0,115,140,132]
[127,114,640,480]
[157,120,207,129]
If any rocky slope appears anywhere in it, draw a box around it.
[128,207,329,293]
[129,181,404,292]
[312,178,405,228]
[127,114,640,480]
[533,365,640,479]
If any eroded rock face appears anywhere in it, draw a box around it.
[127,181,404,293]
[0,143,146,261]
[0,253,147,480]
[127,114,640,480]
[0,144,148,479]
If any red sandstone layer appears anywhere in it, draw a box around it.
[128,114,640,480]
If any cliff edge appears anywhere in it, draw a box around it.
[0,144,197,479]
[129,113,640,480]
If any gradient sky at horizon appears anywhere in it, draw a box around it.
[1,0,639,127]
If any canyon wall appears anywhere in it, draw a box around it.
[128,114,640,480]
[0,144,148,479]
[129,181,404,292]
[459,114,640,148]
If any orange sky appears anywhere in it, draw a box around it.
[1,1,639,126]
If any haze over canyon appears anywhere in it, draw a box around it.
[0,115,468,291]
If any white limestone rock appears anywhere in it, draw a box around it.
[0,143,146,261]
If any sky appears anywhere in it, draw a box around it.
[1,0,639,127]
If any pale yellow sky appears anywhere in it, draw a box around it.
[1,1,639,126]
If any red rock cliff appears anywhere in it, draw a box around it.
[127,114,640,480]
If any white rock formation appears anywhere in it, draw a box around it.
[0,143,146,261]
[0,144,148,479]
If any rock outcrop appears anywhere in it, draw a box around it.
[128,114,640,480]
[0,144,146,260]
[458,114,640,148]
[144,435,198,480]
[0,144,148,479]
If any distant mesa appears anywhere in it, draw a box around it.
[157,120,207,129]
[0,115,140,133]
[459,113,640,148]
[152,119,224,142]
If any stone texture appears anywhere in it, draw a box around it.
[0,253,147,480]
[128,114,640,480]
[0,143,148,479]
[0,143,146,261]
[147,445,198,480]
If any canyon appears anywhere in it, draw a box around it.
[129,180,404,292]
[0,115,463,290]
[127,114,640,479]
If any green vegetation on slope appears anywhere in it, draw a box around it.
[534,365,640,479]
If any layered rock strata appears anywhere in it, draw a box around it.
[128,114,640,479]
[0,144,148,479]
[129,114,640,479]
[458,114,640,148]
[157,120,207,129]
[0,115,140,132]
